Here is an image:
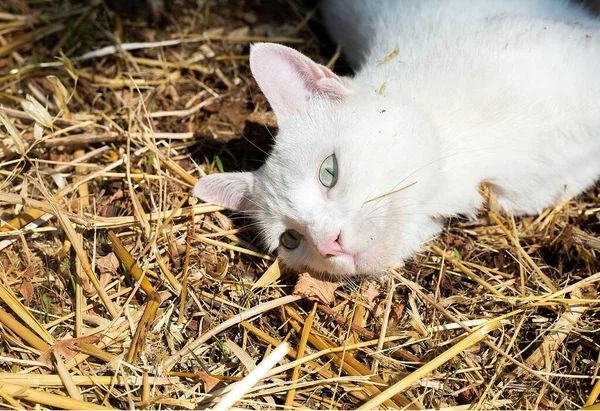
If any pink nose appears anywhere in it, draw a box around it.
[318,233,344,257]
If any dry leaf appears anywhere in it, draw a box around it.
[0,106,25,155]
[373,298,404,327]
[362,281,381,309]
[198,372,220,393]
[33,122,44,140]
[292,272,341,305]
[97,252,119,291]
[387,303,406,329]
[374,299,387,319]
[46,75,69,105]
[21,95,53,128]
[19,265,38,306]
[19,280,34,306]
[97,252,119,277]
[38,335,101,366]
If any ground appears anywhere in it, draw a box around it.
[0,0,599,409]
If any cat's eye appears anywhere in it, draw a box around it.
[280,230,302,249]
[319,154,338,188]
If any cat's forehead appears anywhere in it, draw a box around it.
[262,101,340,169]
[268,94,376,149]
[252,101,340,214]
[280,99,342,141]
[259,93,392,185]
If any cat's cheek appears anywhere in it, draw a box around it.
[277,247,311,273]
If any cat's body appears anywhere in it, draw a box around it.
[324,0,600,215]
[194,0,600,278]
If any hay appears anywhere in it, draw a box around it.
[0,0,598,409]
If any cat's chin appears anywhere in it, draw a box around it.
[315,254,360,278]
[292,253,389,280]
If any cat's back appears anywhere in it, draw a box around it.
[320,0,599,69]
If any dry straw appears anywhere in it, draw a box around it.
[0,0,598,409]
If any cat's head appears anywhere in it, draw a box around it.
[194,43,443,278]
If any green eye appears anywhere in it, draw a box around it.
[280,230,302,249]
[319,154,338,188]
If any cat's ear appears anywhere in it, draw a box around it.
[250,43,347,118]
[193,172,254,211]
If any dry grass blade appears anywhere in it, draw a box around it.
[0,382,114,410]
[21,95,54,128]
[587,368,600,408]
[0,209,46,233]
[192,233,274,260]
[0,106,25,155]
[0,282,55,345]
[76,342,117,363]
[213,342,290,411]
[63,317,132,370]
[0,22,65,57]
[373,278,395,374]
[164,295,301,371]
[107,231,160,362]
[263,334,407,378]
[285,305,416,409]
[572,227,600,251]
[390,270,573,402]
[241,321,337,380]
[0,192,88,226]
[521,287,591,373]
[251,258,281,289]
[127,298,160,363]
[363,181,418,204]
[430,244,505,298]
[0,209,52,251]
[358,319,503,410]
[489,211,558,292]
[179,33,304,43]
[89,204,222,229]
[0,307,49,352]
[177,229,192,324]
[0,386,24,409]
[52,351,82,401]
[536,271,600,303]
[38,186,118,318]
[285,302,317,407]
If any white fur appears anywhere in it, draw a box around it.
[194,0,600,278]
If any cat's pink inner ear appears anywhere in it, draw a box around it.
[250,43,347,118]
[192,172,253,211]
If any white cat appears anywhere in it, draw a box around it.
[193,0,600,278]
